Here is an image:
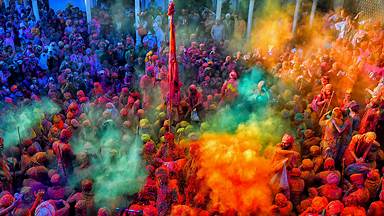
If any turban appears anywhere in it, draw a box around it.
[189,84,197,92]
[60,129,72,140]
[50,174,61,185]
[0,193,14,207]
[326,172,340,185]
[350,173,364,185]
[324,84,333,91]
[76,90,85,98]
[275,193,288,206]
[367,169,380,180]
[144,141,155,154]
[64,92,72,99]
[79,97,88,103]
[324,158,335,169]
[158,112,166,119]
[27,145,38,156]
[71,119,80,128]
[102,110,112,119]
[229,71,238,80]
[122,87,129,94]
[120,108,128,117]
[163,120,170,127]
[326,200,344,214]
[176,128,185,134]
[164,132,175,142]
[140,119,150,128]
[137,109,145,117]
[82,120,91,127]
[66,112,75,120]
[282,134,294,145]
[34,152,47,164]
[98,208,111,216]
[302,159,314,169]
[294,113,304,121]
[10,85,17,92]
[365,132,377,141]
[141,134,151,142]
[310,145,320,154]
[290,168,301,177]
[304,129,314,138]
[123,121,131,128]
[311,196,328,212]
[23,139,33,147]
[4,97,13,104]
[179,121,189,128]
[106,102,114,109]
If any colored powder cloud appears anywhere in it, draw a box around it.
[0,98,60,148]
[195,67,290,214]
[69,107,147,208]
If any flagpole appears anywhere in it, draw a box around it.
[167,1,178,132]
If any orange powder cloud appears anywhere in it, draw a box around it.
[195,118,286,215]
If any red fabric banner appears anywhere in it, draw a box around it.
[167,2,179,113]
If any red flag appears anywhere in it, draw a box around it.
[167,2,179,114]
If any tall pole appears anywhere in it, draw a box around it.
[167,1,179,130]
[4,0,9,9]
[85,0,92,32]
[216,0,222,20]
[292,0,301,34]
[309,0,318,27]
[32,0,40,21]
[135,0,141,46]
[246,0,255,39]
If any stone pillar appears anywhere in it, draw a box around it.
[246,0,255,39]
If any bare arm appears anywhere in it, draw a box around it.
[319,111,331,127]
[29,190,45,216]
[348,136,359,161]
[331,119,348,133]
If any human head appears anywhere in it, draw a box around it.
[275,193,288,207]
[364,132,376,144]
[281,134,294,149]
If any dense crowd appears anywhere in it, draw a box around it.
[0,0,384,215]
